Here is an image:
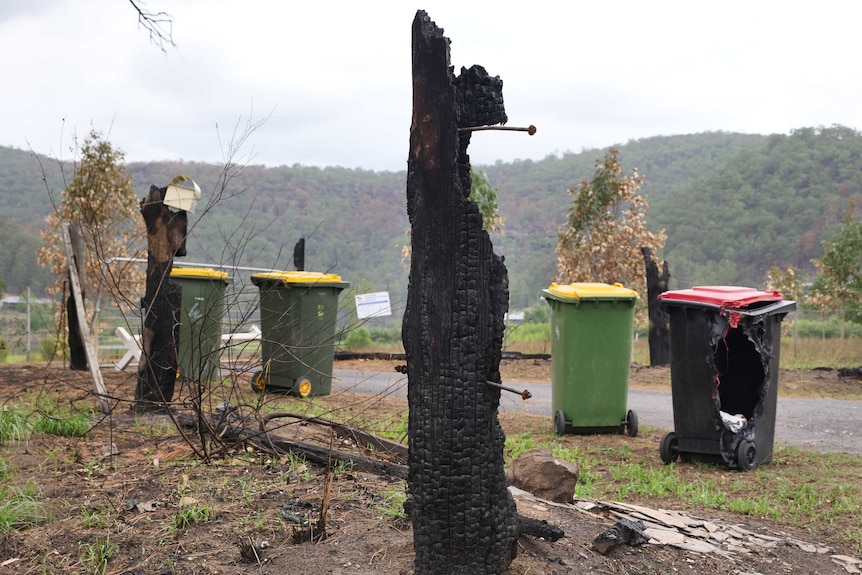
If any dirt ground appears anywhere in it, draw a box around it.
[0,361,860,574]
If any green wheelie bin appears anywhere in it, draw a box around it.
[541,282,639,436]
[169,267,231,382]
[250,271,349,397]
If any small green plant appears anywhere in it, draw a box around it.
[332,459,354,475]
[77,535,119,575]
[250,513,267,530]
[79,457,105,480]
[79,503,112,529]
[0,481,48,530]
[375,485,407,520]
[286,451,311,481]
[230,475,258,506]
[170,503,218,534]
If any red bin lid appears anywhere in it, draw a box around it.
[657,286,783,308]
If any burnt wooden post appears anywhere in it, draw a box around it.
[293,237,305,271]
[403,11,518,574]
[67,223,88,370]
[641,247,670,366]
[134,184,188,412]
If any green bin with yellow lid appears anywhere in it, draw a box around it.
[169,266,231,382]
[540,282,639,436]
[250,271,350,396]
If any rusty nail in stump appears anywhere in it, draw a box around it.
[459,124,537,135]
[485,380,532,400]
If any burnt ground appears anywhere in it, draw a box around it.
[0,362,860,574]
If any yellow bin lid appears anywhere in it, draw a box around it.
[544,282,638,301]
[171,267,230,280]
[251,271,344,284]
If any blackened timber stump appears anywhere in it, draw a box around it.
[134,184,188,412]
[402,11,518,574]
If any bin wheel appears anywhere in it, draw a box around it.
[251,370,266,394]
[659,432,679,464]
[553,410,568,436]
[296,377,313,398]
[624,409,638,438]
[736,439,758,472]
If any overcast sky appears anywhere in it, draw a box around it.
[3,1,861,173]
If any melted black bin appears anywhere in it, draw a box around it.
[657,286,796,471]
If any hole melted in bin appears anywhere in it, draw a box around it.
[712,327,765,421]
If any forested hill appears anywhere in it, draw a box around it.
[1,126,860,313]
[649,126,862,288]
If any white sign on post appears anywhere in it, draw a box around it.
[355,291,392,319]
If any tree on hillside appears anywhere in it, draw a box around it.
[808,211,862,335]
[469,169,504,234]
[765,265,806,305]
[556,148,666,311]
[765,265,806,356]
[37,130,146,362]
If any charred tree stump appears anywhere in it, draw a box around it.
[134,185,188,412]
[67,223,87,370]
[641,247,670,366]
[66,293,87,370]
[403,11,518,574]
[293,237,305,271]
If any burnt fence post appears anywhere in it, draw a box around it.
[641,247,670,366]
[134,184,188,412]
[403,10,518,574]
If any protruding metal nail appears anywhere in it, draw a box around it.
[459,124,536,135]
[485,380,532,400]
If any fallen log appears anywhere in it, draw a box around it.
[173,409,408,478]
[838,366,862,379]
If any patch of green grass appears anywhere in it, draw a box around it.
[508,333,862,369]
[364,413,408,442]
[498,424,862,555]
[0,455,10,481]
[0,405,29,443]
[1,398,93,442]
[170,503,218,535]
[77,535,119,575]
[79,457,106,480]
[285,451,311,481]
[506,322,551,344]
[0,481,49,530]
[504,432,538,461]
[331,459,354,474]
[79,502,113,529]
[375,484,407,520]
[33,409,92,437]
[133,417,173,438]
